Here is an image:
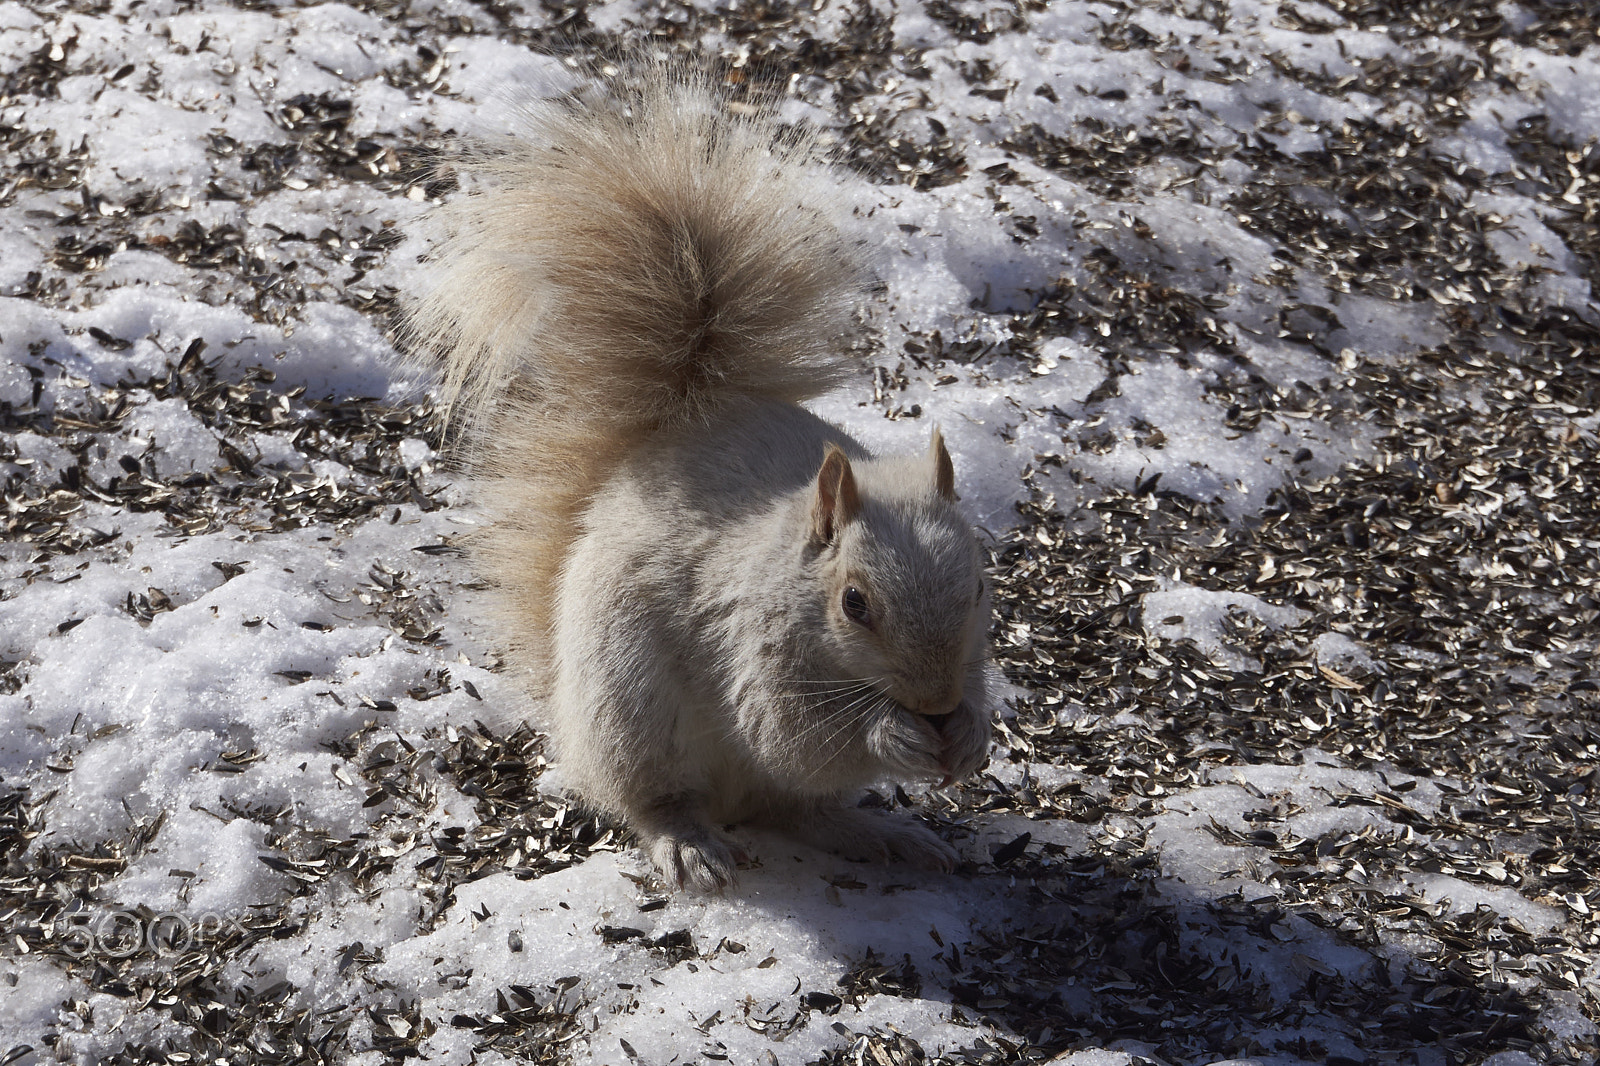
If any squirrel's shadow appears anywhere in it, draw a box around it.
[726,824,1541,1065]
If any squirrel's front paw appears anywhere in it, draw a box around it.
[649,832,740,893]
[866,711,944,782]
[937,700,993,783]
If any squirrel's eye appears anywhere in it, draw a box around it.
[842,586,871,627]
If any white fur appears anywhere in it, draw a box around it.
[408,71,994,891]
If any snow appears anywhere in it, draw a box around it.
[2,0,1598,1063]
[1142,582,1308,672]
[380,854,1001,1066]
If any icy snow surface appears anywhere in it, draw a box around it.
[3,1,1600,1065]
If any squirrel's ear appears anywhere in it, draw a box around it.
[812,443,861,544]
[930,426,957,502]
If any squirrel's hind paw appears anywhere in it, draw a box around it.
[802,807,958,874]
[650,832,741,893]
[873,817,959,873]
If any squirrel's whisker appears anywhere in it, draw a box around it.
[772,687,881,759]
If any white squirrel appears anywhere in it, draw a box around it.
[408,70,994,891]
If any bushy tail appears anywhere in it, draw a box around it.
[405,69,868,664]
[408,69,866,434]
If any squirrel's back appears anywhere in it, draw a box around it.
[406,69,870,659]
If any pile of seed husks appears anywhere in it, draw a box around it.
[0,716,628,1064]
[2,338,441,560]
[958,302,1600,1063]
[3,0,1599,1064]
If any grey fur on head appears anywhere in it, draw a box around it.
[408,65,994,891]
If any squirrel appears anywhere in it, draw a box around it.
[407,69,994,891]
